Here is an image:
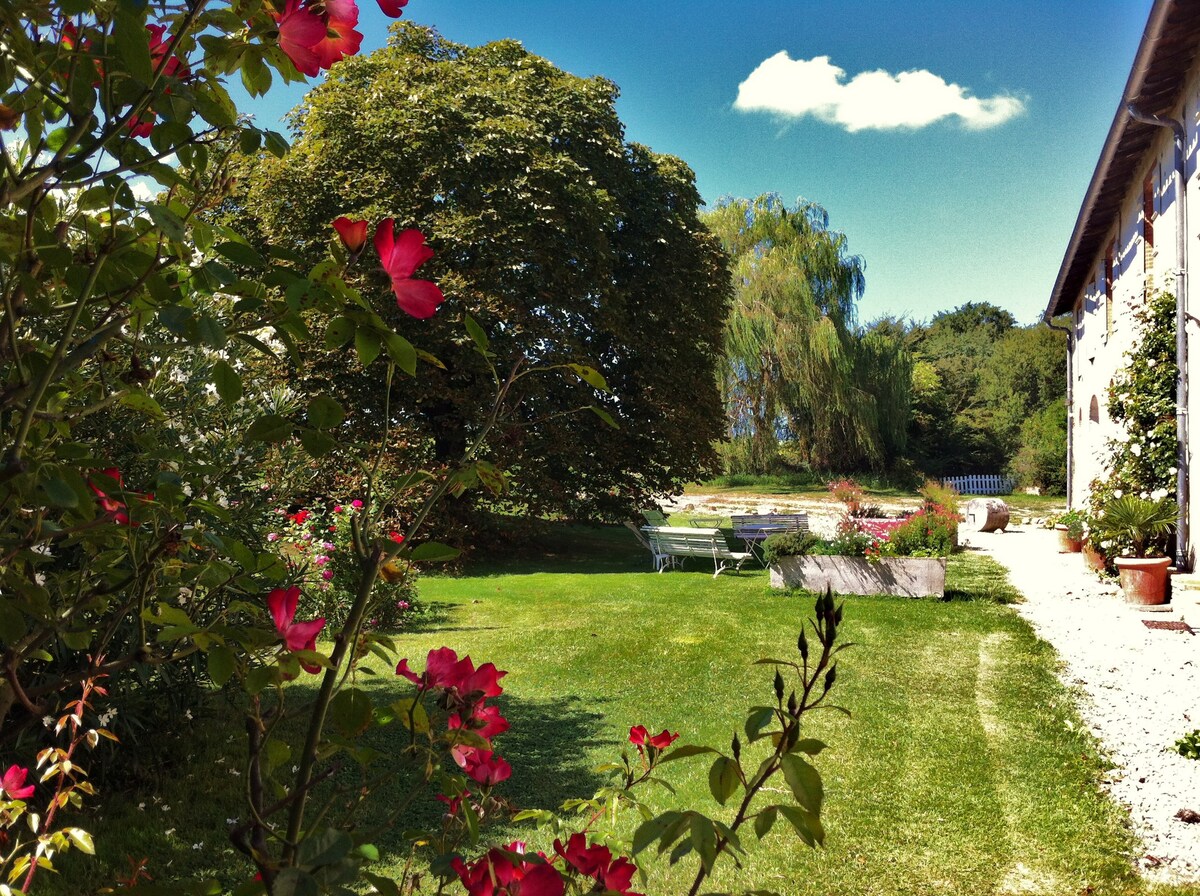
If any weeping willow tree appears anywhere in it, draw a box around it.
[703,195,911,472]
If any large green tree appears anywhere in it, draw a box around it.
[905,302,1017,473]
[703,195,908,472]
[224,24,730,523]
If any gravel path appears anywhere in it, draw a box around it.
[971,525,1200,883]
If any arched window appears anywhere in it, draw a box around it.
[1089,395,1100,423]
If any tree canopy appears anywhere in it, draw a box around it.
[226,24,730,522]
[703,195,910,472]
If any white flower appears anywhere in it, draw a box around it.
[1114,489,1124,498]
[1152,488,1169,500]
[42,716,53,728]
[1130,443,1142,456]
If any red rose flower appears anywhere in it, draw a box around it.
[373,220,445,318]
[266,586,326,673]
[0,765,34,800]
[333,216,369,253]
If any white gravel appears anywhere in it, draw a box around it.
[972,525,1200,883]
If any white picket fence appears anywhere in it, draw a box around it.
[940,474,1016,496]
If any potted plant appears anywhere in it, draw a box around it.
[1099,495,1177,605]
[1052,509,1086,553]
[1082,528,1109,574]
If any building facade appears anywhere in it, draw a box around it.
[1045,0,1200,566]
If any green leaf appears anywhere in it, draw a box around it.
[689,816,717,873]
[264,130,290,158]
[212,360,243,405]
[216,241,266,269]
[272,867,319,896]
[407,542,461,563]
[325,316,355,348]
[475,461,506,496]
[207,645,235,688]
[355,329,382,367]
[40,477,79,508]
[245,414,293,443]
[245,665,277,696]
[780,753,823,815]
[64,827,95,855]
[119,390,165,419]
[778,805,825,848]
[464,314,489,352]
[793,738,827,756]
[299,430,335,458]
[384,333,417,376]
[632,811,682,856]
[46,127,73,153]
[0,602,27,643]
[145,204,186,243]
[589,405,618,428]
[192,82,237,129]
[754,806,778,840]
[197,315,227,349]
[238,128,262,155]
[307,395,345,430]
[744,706,775,742]
[361,871,402,896]
[390,697,430,734]
[708,755,740,806]
[114,6,152,82]
[329,688,374,739]
[568,363,608,390]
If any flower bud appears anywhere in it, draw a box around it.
[823,663,837,694]
[787,691,798,717]
[773,669,784,702]
[731,734,741,761]
[797,630,809,661]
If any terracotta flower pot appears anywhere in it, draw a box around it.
[1113,556,1171,605]
[1083,543,1108,573]
[1055,525,1083,553]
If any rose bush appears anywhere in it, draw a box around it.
[0,3,845,894]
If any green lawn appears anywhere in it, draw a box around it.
[50,525,1196,895]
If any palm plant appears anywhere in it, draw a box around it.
[1099,495,1177,558]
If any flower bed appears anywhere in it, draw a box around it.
[764,479,958,597]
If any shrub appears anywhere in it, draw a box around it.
[876,507,957,558]
[762,530,823,564]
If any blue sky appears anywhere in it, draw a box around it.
[246,0,1154,326]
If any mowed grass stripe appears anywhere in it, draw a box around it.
[46,549,1195,895]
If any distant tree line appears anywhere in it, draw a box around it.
[704,196,1068,493]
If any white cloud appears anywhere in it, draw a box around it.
[734,52,1024,132]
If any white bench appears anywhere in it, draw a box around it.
[731,513,810,560]
[640,526,752,578]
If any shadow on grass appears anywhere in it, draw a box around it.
[354,692,612,857]
[462,520,652,576]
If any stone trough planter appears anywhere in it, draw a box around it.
[769,555,948,598]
